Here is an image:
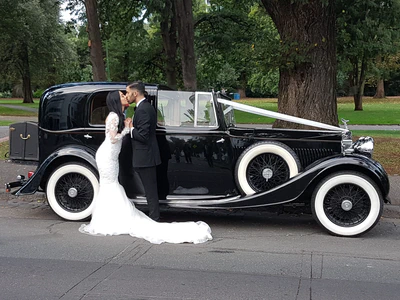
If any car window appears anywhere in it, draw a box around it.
[90,91,109,125]
[196,92,217,127]
[157,91,217,128]
[221,102,236,127]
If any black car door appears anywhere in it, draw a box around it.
[157,91,236,198]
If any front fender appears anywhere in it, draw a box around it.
[214,154,390,208]
[14,146,97,195]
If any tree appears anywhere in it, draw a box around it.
[261,0,338,128]
[84,0,107,81]
[374,79,385,98]
[0,0,69,102]
[336,0,400,110]
[371,52,400,98]
[160,0,178,89]
[141,0,179,88]
[195,0,270,95]
[175,0,197,90]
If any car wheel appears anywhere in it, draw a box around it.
[46,163,99,221]
[235,141,301,195]
[311,171,383,237]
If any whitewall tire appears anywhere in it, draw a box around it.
[235,141,301,195]
[46,163,99,221]
[311,171,383,237]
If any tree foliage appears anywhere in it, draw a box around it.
[336,0,400,109]
[0,0,72,102]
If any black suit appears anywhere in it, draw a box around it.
[130,100,161,220]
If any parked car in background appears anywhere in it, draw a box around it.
[6,82,390,237]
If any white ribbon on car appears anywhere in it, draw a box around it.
[217,98,346,132]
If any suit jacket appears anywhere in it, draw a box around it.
[130,100,161,168]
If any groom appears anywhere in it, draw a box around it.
[122,81,162,221]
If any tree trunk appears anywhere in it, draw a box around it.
[122,51,129,82]
[353,77,365,110]
[175,0,196,91]
[161,0,178,89]
[353,93,362,110]
[261,0,338,128]
[21,43,33,103]
[351,55,366,111]
[84,0,107,81]
[374,79,385,98]
[237,71,247,98]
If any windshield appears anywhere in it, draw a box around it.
[157,90,218,128]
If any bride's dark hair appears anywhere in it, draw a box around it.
[106,91,124,133]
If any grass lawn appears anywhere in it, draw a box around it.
[352,130,400,138]
[0,106,37,116]
[0,121,14,126]
[0,97,398,173]
[1,96,400,125]
[358,136,400,176]
[0,99,39,108]
[236,96,400,125]
[1,133,399,174]
[0,141,8,160]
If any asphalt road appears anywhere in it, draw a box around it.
[1,196,400,300]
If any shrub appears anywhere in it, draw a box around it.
[33,89,45,98]
[0,91,12,98]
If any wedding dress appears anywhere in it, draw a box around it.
[79,112,212,244]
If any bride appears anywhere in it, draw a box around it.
[79,91,212,244]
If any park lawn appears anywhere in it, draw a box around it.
[0,99,39,108]
[1,133,399,174]
[0,106,38,116]
[352,130,400,138]
[0,141,8,160]
[357,136,400,176]
[236,97,400,125]
[353,130,400,175]
[0,121,14,126]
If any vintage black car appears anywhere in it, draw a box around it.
[6,82,390,237]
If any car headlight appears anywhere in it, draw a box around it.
[352,136,374,157]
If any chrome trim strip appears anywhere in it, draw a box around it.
[130,195,296,208]
[156,129,225,134]
[39,127,104,133]
[132,195,241,205]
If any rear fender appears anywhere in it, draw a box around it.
[14,146,97,195]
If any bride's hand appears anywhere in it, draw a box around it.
[124,118,132,127]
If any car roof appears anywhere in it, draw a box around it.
[42,82,171,96]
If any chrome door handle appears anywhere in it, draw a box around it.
[216,138,225,143]
[84,134,93,139]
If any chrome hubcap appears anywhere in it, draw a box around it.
[68,187,78,198]
[341,200,353,211]
[262,168,273,181]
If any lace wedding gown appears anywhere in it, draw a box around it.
[79,112,212,244]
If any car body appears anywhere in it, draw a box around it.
[6,82,390,237]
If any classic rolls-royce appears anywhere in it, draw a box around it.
[6,82,390,237]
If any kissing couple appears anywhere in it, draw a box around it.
[79,81,212,244]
